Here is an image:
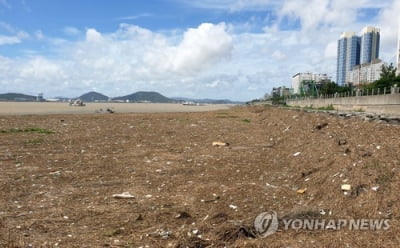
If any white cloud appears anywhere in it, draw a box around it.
[116,13,153,20]
[0,35,21,45]
[169,23,232,74]
[0,23,234,98]
[324,41,337,59]
[376,0,400,62]
[19,57,66,82]
[0,21,16,33]
[63,26,81,36]
[86,28,103,42]
[271,50,286,60]
[176,0,281,11]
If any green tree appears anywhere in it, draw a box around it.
[363,63,400,91]
[319,82,339,95]
[380,63,397,80]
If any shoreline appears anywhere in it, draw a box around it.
[0,102,234,115]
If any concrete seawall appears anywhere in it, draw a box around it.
[287,93,400,114]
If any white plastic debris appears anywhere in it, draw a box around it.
[112,192,135,199]
[293,152,301,157]
[341,184,351,191]
[371,186,380,191]
[266,183,278,188]
[229,204,238,210]
[212,141,229,147]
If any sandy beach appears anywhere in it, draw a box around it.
[0,102,233,115]
[1,105,399,247]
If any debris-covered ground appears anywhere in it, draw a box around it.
[1,105,399,247]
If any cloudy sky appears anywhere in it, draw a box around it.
[0,0,399,101]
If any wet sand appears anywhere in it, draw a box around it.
[0,102,233,115]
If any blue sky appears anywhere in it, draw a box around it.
[0,0,399,100]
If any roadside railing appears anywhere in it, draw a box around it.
[286,86,400,101]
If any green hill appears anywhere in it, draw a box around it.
[113,91,172,103]
[78,91,109,102]
[0,93,37,101]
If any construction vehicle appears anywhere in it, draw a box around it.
[69,99,85,106]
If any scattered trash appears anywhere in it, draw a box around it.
[353,184,367,196]
[301,170,314,177]
[376,145,381,150]
[136,214,144,221]
[175,211,192,219]
[150,229,172,239]
[175,236,210,248]
[212,141,229,147]
[201,194,220,203]
[297,188,307,194]
[145,194,153,198]
[216,224,256,242]
[112,192,135,199]
[315,123,328,130]
[362,151,372,157]
[159,230,171,239]
[293,152,301,157]
[371,186,380,191]
[338,139,347,146]
[341,184,351,191]
[229,204,238,210]
[283,126,291,132]
[266,183,278,188]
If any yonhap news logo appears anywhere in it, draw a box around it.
[254,211,279,237]
[254,211,390,238]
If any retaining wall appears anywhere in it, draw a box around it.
[287,94,400,114]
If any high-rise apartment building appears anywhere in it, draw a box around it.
[336,26,380,85]
[336,32,361,85]
[360,26,380,64]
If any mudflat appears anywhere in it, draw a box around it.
[0,105,399,247]
[0,102,232,115]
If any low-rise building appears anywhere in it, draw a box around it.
[272,86,293,97]
[292,73,331,94]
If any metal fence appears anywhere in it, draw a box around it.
[287,86,400,101]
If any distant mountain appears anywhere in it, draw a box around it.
[172,97,243,104]
[0,93,36,101]
[113,91,173,103]
[78,91,109,102]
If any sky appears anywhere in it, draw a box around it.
[0,0,399,101]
